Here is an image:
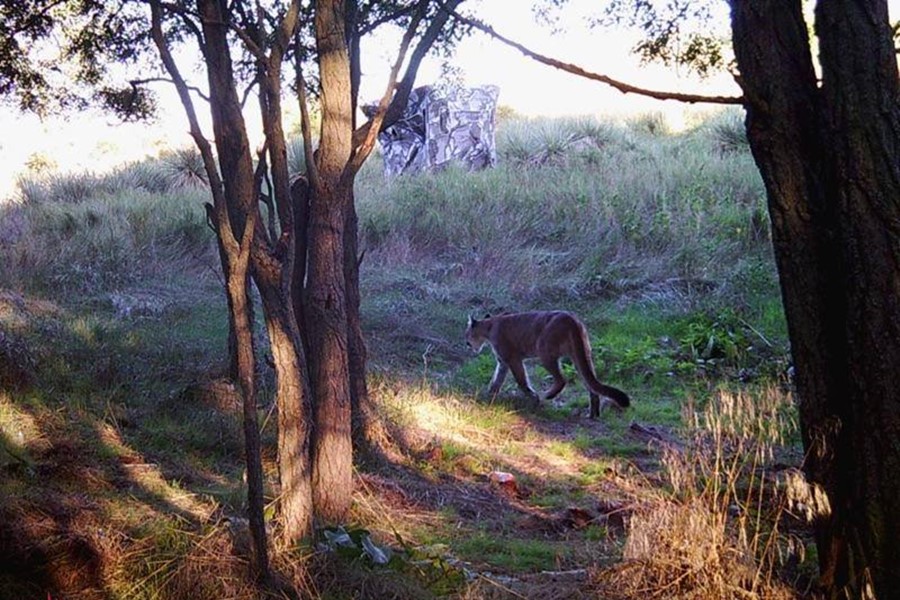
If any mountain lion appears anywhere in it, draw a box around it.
[465,311,631,418]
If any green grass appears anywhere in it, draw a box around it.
[454,532,569,572]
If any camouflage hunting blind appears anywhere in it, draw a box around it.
[365,85,500,177]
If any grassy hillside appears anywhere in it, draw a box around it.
[0,111,812,599]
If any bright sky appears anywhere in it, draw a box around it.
[0,0,895,199]
[360,0,738,119]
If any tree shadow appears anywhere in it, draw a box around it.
[0,290,252,598]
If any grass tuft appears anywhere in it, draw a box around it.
[594,387,802,599]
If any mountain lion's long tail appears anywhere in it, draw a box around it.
[572,329,631,408]
[591,381,631,408]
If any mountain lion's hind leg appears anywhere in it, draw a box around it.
[541,357,568,400]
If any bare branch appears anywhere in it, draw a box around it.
[293,30,319,192]
[240,79,258,109]
[273,0,302,53]
[158,1,206,47]
[449,9,744,106]
[149,0,237,253]
[230,23,266,61]
[253,142,277,246]
[389,0,465,125]
[349,0,467,175]
[351,0,465,152]
[129,77,210,103]
[345,1,424,177]
[358,4,419,36]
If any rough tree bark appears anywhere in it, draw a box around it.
[730,0,900,596]
[341,0,467,463]
[296,0,466,519]
[249,0,315,544]
[155,0,315,549]
[307,0,356,522]
[344,1,379,463]
[195,0,272,570]
[150,0,270,575]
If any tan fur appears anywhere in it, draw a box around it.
[465,311,630,417]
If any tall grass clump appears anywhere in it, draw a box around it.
[595,387,804,599]
[702,108,751,154]
[0,182,214,295]
[355,111,771,304]
[496,115,623,167]
[157,146,209,189]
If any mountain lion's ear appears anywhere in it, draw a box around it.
[483,313,491,319]
[468,314,476,326]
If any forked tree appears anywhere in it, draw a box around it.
[0,0,467,578]
[147,0,467,566]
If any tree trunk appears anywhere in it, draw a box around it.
[226,247,269,577]
[307,178,354,521]
[152,0,270,575]
[308,0,355,523]
[254,23,315,543]
[342,12,381,463]
[344,195,385,463]
[196,0,269,575]
[815,1,900,594]
[731,0,900,596]
[253,254,314,543]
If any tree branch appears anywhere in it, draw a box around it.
[158,1,206,46]
[345,0,425,177]
[358,4,419,36]
[149,0,238,253]
[129,77,210,103]
[387,0,465,127]
[350,0,465,157]
[449,9,744,106]
[293,30,319,193]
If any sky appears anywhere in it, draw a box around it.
[0,1,893,199]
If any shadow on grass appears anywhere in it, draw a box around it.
[0,291,250,599]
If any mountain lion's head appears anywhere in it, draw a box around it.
[465,314,490,353]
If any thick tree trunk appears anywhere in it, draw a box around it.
[815,1,900,594]
[307,179,354,521]
[308,0,355,523]
[731,0,900,596]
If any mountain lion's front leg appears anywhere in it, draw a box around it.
[508,359,539,402]
[487,361,509,396]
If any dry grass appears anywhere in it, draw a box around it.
[109,524,263,600]
[594,387,803,599]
